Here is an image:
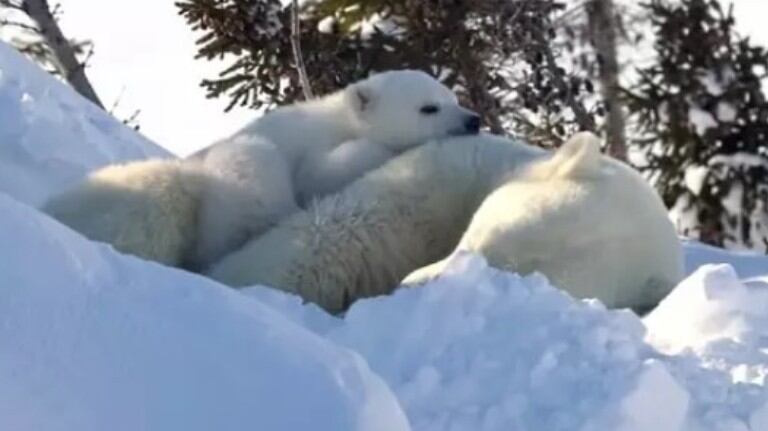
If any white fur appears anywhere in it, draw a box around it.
[405,132,685,312]
[43,139,297,271]
[294,138,395,204]
[44,70,478,270]
[43,159,206,267]
[194,69,480,206]
[207,134,543,313]
[192,136,298,268]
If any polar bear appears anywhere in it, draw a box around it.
[207,134,544,313]
[404,132,684,313]
[193,69,481,206]
[44,70,478,270]
[42,159,206,267]
[209,132,683,314]
[42,145,295,269]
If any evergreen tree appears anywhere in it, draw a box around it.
[626,0,768,251]
[176,0,598,147]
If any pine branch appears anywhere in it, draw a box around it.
[530,23,596,133]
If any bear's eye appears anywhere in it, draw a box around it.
[420,105,440,115]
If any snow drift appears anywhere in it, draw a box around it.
[0,192,410,431]
[247,252,768,431]
[0,42,168,207]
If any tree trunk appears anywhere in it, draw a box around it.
[22,0,104,109]
[587,0,627,160]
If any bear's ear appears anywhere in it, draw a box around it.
[351,84,374,114]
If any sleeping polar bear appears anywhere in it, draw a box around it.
[44,70,479,270]
[404,132,684,313]
[42,140,296,269]
[207,134,544,312]
[209,132,683,314]
[192,69,481,206]
[42,159,207,268]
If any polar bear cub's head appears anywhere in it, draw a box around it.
[346,70,481,150]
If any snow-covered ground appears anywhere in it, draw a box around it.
[0,193,409,431]
[2,42,768,430]
[246,251,768,431]
[0,42,169,207]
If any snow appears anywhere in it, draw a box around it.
[674,151,768,253]
[706,153,768,252]
[700,72,725,96]
[646,263,767,353]
[246,252,768,431]
[0,191,410,431]
[716,102,737,122]
[646,262,768,390]
[3,41,768,431]
[683,237,768,283]
[616,361,689,431]
[753,403,768,431]
[684,165,709,196]
[0,42,169,207]
[711,152,768,170]
[689,106,718,135]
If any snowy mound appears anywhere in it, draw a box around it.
[0,193,409,431]
[683,239,768,279]
[643,263,768,430]
[0,42,169,206]
[247,253,768,431]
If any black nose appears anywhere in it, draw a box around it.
[465,115,481,134]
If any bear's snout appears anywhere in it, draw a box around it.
[464,114,481,134]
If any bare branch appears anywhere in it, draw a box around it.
[290,0,313,100]
[20,0,104,109]
[80,41,95,68]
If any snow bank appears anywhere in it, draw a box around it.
[247,252,768,431]
[644,261,768,431]
[684,238,768,279]
[0,193,410,431]
[646,264,768,356]
[0,42,168,206]
[643,262,768,431]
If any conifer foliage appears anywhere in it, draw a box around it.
[627,0,768,250]
[176,0,597,144]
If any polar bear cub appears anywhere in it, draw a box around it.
[44,70,478,271]
[405,132,684,312]
[196,69,481,206]
[42,159,206,267]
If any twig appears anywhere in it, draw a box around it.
[290,0,313,100]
